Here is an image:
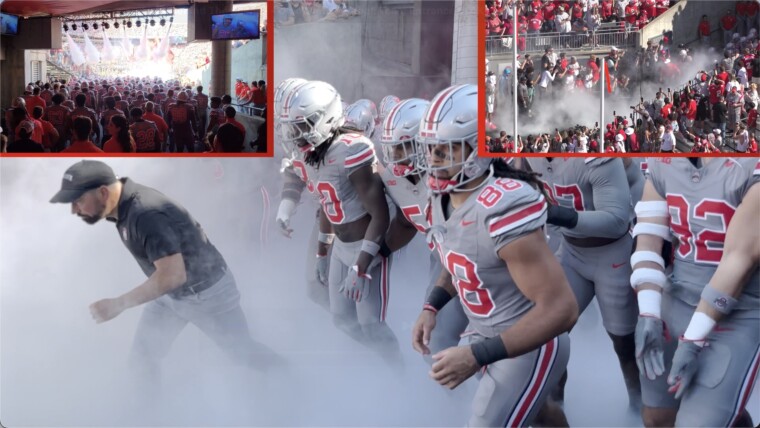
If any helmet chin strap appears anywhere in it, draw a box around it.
[428,163,494,194]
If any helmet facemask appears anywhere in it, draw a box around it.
[416,133,492,194]
[381,138,421,177]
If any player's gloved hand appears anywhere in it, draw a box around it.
[635,315,668,380]
[315,253,330,286]
[276,199,297,238]
[546,204,579,229]
[340,265,372,302]
[667,338,704,400]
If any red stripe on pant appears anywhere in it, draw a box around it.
[507,337,557,427]
[379,257,389,322]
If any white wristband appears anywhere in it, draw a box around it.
[637,289,662,318]
[318,232,335,245]
[277,198,297,222]
[360,240,381,257]
[635,201,668,218]
[630,250,665,269]
[683,311,717,343]
[631,267,668,290]
[632,222,672,241]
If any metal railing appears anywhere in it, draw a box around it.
[486,28,640,56]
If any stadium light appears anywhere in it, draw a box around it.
[126,20,132,28]
[92,22,98,30]
[160,18,166,26]
[136,19,141,28]
[114,21,119,29]
[72,23,77,31]
[150,19,155,27]
[63,23,69,32]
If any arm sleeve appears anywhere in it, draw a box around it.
[573,158,632,237]
[135,211,182,264]
[280,166,306,203]
[484,182,548,254]
[341,135,376,175]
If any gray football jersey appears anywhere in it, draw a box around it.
[647,157,760,313]
[526,157,632,240]
[379,166,430,236]
[292,133,377,225]
[428,176,547,337]
[625,157,646,207]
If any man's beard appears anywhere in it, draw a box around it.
[79,200,107,225]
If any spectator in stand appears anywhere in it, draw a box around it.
[721,9,738,45]
[62,117,104,153]
[129,108,161,153]
[103,115,136,153]
[223,106,247,143]
[24,86,47,118]
[143,102,169,148]
[11,106,43,146]
[698,15,711,46]
[713,93,728,138]
[252,80,267,117]
[734,123,750,152]
[213,122,245,152]
[32,106,58,152]
[6,120,44,153]
[727,86,744,131]
[661,123,676,152]
[69,93,100,145]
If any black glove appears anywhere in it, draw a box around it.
[546,204,579,228]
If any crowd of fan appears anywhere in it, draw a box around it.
[0,77,267,154]
[275,0,360,26]
[486,0,677,40]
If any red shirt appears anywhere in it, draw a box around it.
[24,95,46,118]
[225,118,247,140]
[103,136,135,153]
[40,119,58,150]
[543,3,556,21]
[709,84,724,104]
[642,0,656,18]
[601,0,614,19]
[747,1,759,17]
[686,99,698,120]
[572,4,583,20]
[62,140,104,153]
[661,103,673,119]
[737,1,748,16]
[698,20,711,36]
[251,87,267,106]
[749,109,758,128]
[143,112,169,142]
[721,14,737,30]
[529,17,543,31]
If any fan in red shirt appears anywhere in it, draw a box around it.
[223,106,247,142]
[654,0,669,17]
[747,0,759,18]
[641,0,656,19]
[571,2,583,21]
[103,115,136,153]
[528,12,543,33]
[601,0,614,21]
[62,117,104,153]
[625,3,638,25]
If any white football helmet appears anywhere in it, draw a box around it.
[280,80,344,152]
[379,95,401,122]
[274,78,308,158]
[380,98,430,177]
[342,99,377,138]
[416,84,490,194]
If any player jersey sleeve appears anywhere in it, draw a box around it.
[339,134,376,175]
[645,158,668,199]
[280,165,306,204]
[483,180,548,254]
[573,157,632,238]
[738,158,760,199]
[135,211,182,264]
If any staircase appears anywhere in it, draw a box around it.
[46,59,78,82]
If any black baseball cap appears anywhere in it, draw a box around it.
[50,160,118,203]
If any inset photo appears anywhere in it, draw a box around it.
[0,1,272,155]
[482,0,759,155]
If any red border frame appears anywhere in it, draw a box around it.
[477,1,486,158]
[475,4,758,159]
[0,1,275,158]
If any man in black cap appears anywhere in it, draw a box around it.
[50,160,280,379]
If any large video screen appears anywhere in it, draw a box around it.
[211,10,260,41]
[1,13,19,36]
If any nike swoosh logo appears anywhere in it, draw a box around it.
[461,220,476,226]
[612,262,627,269]
[328,159,336,164]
